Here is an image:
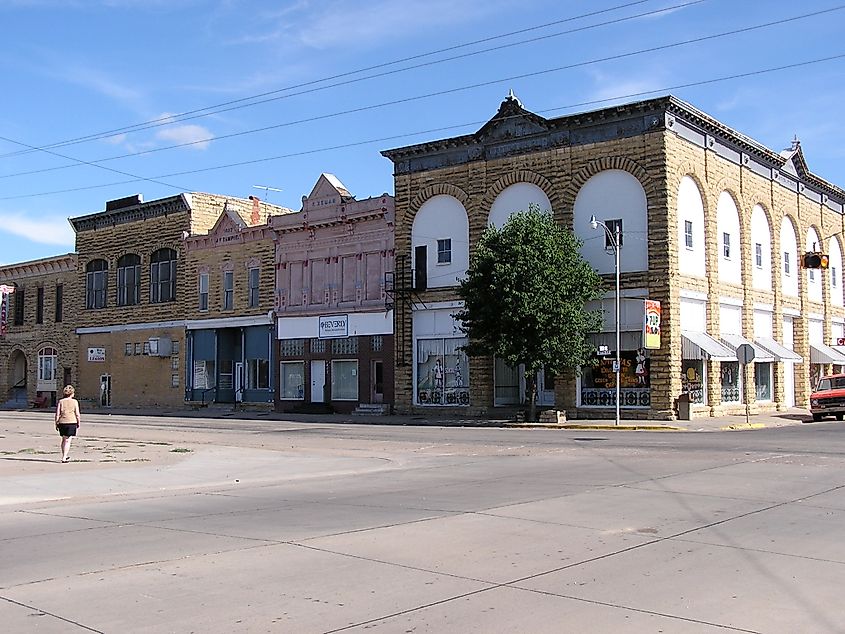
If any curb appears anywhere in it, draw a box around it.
[719,422,767,431]
[503,423,683,431]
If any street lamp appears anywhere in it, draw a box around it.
[590,215,621,426]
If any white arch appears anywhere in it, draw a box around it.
[411,195,469,289]
[573,169,649,274]
[717,192,742,285]
[780,217,799,297]
[807,227,823,303]
[829,237,844,307]
[750,204,772,291]
[488,182,551,228]
[677,176,706,277]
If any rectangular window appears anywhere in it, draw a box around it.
[331,337,359,355]
[36,286,44,324]
[55,284,63,322]
[13,288,24,325]
[722,232,731,259]
[134,342,142,355]
[331,360,358,400]
[833,267,839,288]
[280,339,305,356]
[125,343,133,356]
[223,270,234,310]
[371,335,384,352]
[198,273,209,311]
[605,219,623,248]
[86,270,107,309]
[279,361,305,400]
[171,374,180,388]
[118,264,140,306]
[416,337,470,406]
[248,268,260,308]
[755,243,763,268]
[311,338,326,354]
[436,239,452,264]
[755,362,772,401]
[193,360,216,390]
[246,358,270,390]
[810,269,815,282]
[171,357,179,370]
[684,220,693,249]
[783,252,790,276]
[150,260,176,303]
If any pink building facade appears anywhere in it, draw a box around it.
[272,174,395,413]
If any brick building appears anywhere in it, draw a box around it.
[272,174,395,413]
[381,93,845,419]
[0,254,78,408]
[69,192,288,408]
[183,196,293,407]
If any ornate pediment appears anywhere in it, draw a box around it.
[208,204,247,244]
[779,137,809,178]
[476,91,551,143]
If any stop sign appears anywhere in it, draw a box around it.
[736,343,755,364]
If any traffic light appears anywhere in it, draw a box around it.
[802,252,830,269]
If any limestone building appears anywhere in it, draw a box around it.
[183,196,294,407]
[381,93,845,419]
[272,174,395,413]
[0,254,78,407]
[69,192,288,408]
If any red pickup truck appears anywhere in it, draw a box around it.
[810,374,845,421]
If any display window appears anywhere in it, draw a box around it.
[682,360,705,404]
[416,338,469,406]
[580,348,650,408]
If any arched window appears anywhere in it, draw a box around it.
[150,248,177,303]
[411,195,469,290]
[37,347,57,383]
[117,254,141,306]
[85,259,108,309]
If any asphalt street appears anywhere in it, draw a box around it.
[2,411,845,633]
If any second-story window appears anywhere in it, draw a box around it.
[833,267,838,288]
[13,287,24,325]
[86,259,108,309]
[198,272,209,311]
[437,239,452,264]
[684,220,693,249]
[223,270,234,310]
[783,251,791,276]
[755,243,763,268]
[150,248,177,303]
[55,283,63,322]
[248,267,260,308]
[117,254,141,306]
[36,286,44,324]
[722,232,731,259]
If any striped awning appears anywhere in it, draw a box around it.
[754,336,802,362]
[721,333,775,363]
[810,343,845,365]
[682,330,735,361]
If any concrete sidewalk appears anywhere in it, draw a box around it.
[7,403,816,432]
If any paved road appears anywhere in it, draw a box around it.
[2,413,845,633]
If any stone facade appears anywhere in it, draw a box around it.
[382,94,845,419]
[0,254,78,407]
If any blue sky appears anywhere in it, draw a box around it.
[0,0,843,265]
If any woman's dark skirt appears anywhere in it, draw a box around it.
[57,424,78,437]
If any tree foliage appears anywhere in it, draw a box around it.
[455,206,604,416]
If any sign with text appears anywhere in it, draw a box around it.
[318,314,349,339]
[643,300,661,349]
[87,347,106,362]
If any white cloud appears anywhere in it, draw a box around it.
[1,213,75,247]
[154,122,214,150]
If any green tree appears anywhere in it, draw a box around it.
[455,205,604,421]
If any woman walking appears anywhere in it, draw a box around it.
[55,385,81,463]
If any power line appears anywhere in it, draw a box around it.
[1,52,840,202]
[0,3,836,183]
[0,0,704,160]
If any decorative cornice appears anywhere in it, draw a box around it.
[0,253,77,281]
[70,194,191,233]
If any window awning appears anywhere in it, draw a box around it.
[682,330,735,361]
[755,336,803,362]
[810,343,845,365]
[721,333,775,362]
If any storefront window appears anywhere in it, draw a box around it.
[193,360,215,390]
[721,361,741,402]
[279,361,304,400]
[416,338,470,406]
[681,360,705,404]
[755,362,772,401]
[331,360,358,400]
[494,357,520,405]
[580,349,650,408]
[246,358,270,390]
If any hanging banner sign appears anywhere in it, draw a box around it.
[643,299,661,350]
[0,285,14,337]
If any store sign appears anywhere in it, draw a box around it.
[87,347,106,362]
[643,299,661,350]
[0,284,14,337]
[318,314,349,339]
[837,338,845,346]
